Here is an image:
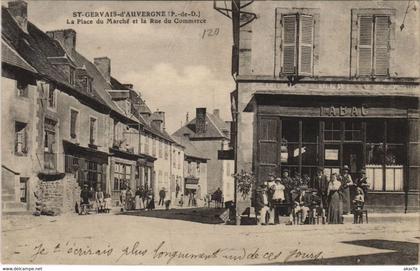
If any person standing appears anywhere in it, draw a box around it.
[95,186,105,213]
[327,173,344,224]
[355,169,370,200]
[272,177,286,222]
[159,187,166,206]
[255,183,270,225]
[135,186,142,210]
[266,176,276,225]
[341,165,354,214]
[311,167,329,211]
[126,187,133,211]
[80,184,90,215]
[120,181,127,212]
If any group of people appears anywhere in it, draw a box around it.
[79,184,112,215]
[255,165,369,225]
[120,185,155,212]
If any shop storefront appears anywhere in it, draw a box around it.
[63,140,108,190]
[250,94,419,212]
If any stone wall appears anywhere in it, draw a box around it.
[38,174,80,215]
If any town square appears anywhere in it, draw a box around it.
[1,0,419,267]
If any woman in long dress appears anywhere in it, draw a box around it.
[341,165,354,214]
[327,173,344,224]
[135,186,143,210]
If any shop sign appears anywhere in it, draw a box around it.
[321,106,368,117]
[185,183,198,189]
[325,149,339,160]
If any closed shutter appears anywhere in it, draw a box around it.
[358,16,373,75]
[299,15,314,75]
[374,16,390,76]
[282,14,297,74]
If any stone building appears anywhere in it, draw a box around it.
[224,0,420,214]
[173,108,234,202]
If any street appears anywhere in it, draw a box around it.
[1,210,419,265]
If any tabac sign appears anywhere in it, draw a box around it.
[320,106,368,117]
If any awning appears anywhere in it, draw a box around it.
[63,140,108,164]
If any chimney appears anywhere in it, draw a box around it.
[151,111,165,132]
[213,109,220,118]
[8,0,28,33]
[46,29,76,57]
[94,57,111,83]
[196,107,207,134]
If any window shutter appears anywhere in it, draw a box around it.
[282,14,297,74]
[298,14,314,75]
[358,16,373,76]
[374,16,390,76]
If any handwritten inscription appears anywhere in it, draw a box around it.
[29,240,323,264]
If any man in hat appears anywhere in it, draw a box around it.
[311,167,329,210]
[288,185,312,224]
[341,165,354,214]
[255,183,270,225]
[309,188,326,224]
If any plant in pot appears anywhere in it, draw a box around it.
[233,170,256,225]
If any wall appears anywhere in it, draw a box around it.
[241,0,420,78]
[190,140,224,194]
[152,138,172,198]
[1,71,39,212]
[170,144,184,201]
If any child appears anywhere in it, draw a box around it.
[352,187,365,223]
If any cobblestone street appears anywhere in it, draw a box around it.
[2,211,418,265]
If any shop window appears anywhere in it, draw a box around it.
[19,177,28,203]
[343,120,362,141]
[15,122,28,155]
[113,163,130,191]
[301,144,318,165]
[282,119,299,143]
[387,120,406,143]
[324,120,341,141]
[302,119,318,143]
[366,120,384,143]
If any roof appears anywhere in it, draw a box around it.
[171,135,209,161]
[1,39,37,73]
[1,6,108,110]
[173,111,230,140]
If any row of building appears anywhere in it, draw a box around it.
[1,0,234,213]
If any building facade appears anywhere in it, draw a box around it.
[228,0,420,213]
[173,108,233,202]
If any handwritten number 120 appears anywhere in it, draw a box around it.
[202,28,219,39]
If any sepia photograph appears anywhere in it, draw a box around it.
[1,0,419,268]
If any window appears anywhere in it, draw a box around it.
[85,77,92,93]
[152,139,157,157]
[70,109,78,139]
[47,85,56,108]
[17,80,28,97]
[19,177,28,203]
[365,119,405,191]
[89,117,97,145]
[158,141,163,158]
[69,67,75,85]
[145,136,150,154]
[113,163,130,191]
[15,122,28,155]
[164,144,169,160]
[178,152,181,169]
[44,118,56,170]
[357,15,390,76]
[281,13,315,76]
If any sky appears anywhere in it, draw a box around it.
[26,0,235,133]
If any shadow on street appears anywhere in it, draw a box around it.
[118,208,226,224]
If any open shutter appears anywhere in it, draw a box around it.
[298,14,314,75]
[258,117,279,182]
[282,14,297,74]
[374,16,390,76]
[358,16,373,76]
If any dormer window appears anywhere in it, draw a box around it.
[69,67,75,85]
[75,67,93,93]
